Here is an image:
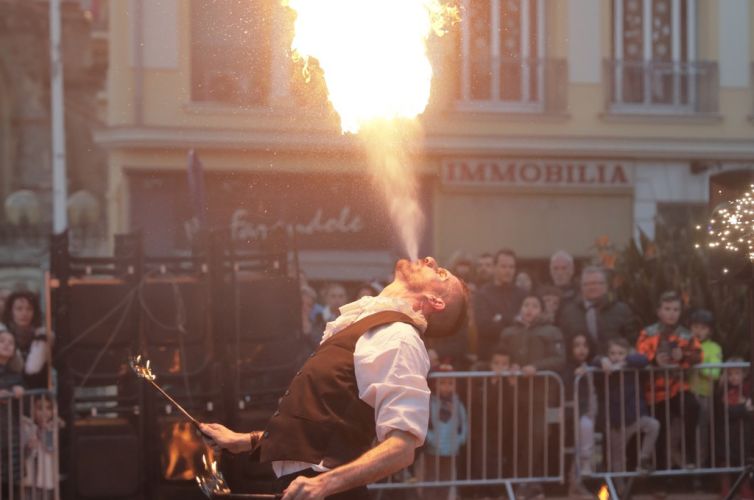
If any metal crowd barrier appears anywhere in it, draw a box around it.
[574,362,751,498]
[370,370,565,499]
[0,389,60,500]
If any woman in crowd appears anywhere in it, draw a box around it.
[1,291,50,389]
[562,333,597,499]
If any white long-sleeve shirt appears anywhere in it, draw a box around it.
[272,296,431,477]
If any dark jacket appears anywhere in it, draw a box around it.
[500,318,566,373]
[465,375,515,480]
[591,353,649,428]
[562,359,596,418]
[0,363,22,482]
[558,296,639,353]
[713,380,752,466]
[474,283,526,359]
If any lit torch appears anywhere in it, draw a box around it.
[129,355,204,430]
[284,0,456,260]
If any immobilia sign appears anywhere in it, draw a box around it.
[441,159,634,189]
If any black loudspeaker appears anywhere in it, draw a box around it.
[75,432,140,498]
[141,281,210,345]
[235,278,301,341]
[68,284,137,348]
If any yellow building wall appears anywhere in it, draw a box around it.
[433,188,634,262]
[104,0,754,142]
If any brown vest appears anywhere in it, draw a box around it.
[259,310,420,468]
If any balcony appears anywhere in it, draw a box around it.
[456,58,568,115]
[604,60,718,117]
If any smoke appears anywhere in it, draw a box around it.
[360,120,425,260]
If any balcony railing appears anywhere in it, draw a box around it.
[457,58,568,114]
[604,60,718,116]
[751,63,754,120]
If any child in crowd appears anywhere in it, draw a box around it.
[636,291,701,470]
[688,309,722,467]
[23,397,63,500]
[424,363,467,500]
[537,285,562,324]
[714,358,753,498]
[0,324,24,494]
[501,294,565,500]
[465,345,515,499]
[563,333,597,499]
[595,338,659,475]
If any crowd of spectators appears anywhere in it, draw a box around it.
[0,289,56,497]
[299,251,754,499]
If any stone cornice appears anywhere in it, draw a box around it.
[94,126,754,162]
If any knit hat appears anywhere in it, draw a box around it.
[689,309,714,327]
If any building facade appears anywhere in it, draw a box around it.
[0,0,108,291]
[96,0,754,281]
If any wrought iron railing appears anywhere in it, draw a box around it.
[604,60,719,115]
[457,58,568,114]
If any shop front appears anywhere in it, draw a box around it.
[127,169,434,281]
[433,158,636,260]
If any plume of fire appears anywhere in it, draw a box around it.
[284,0,456,260]
[285,0,455,134]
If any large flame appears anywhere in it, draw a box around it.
[285,0,455,260]
[285,0,453,134]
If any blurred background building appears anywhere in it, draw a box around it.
[0,0,108,290]
[2,0,753,283]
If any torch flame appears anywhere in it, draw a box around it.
[285,0,455,134]
[598,484,609,500]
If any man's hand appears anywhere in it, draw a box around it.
[600,357,612,372]
[521,365,537,376]
[199,423,259,454]
[282,475,328,500]
[11,386,23,399]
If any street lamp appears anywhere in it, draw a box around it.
[4,190,42,227]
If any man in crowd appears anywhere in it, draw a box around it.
[201,256,469,500]
[549,250,578,305]
[475,253,495,288]
[310,282,349,344]
[473,249,526,359]
[558,266,639,353]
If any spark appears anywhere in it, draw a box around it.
[700,185,754,262]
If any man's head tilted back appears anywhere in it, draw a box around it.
[383,256,470,338]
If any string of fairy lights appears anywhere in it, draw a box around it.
[696,184,754,274]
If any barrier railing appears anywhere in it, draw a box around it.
[370,370,565,499]
[574,362,751,498]
[0,389,59,500]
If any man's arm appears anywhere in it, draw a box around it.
[198,423,262,454]
[282,429,416,500]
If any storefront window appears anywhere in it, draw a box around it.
[609,0,707,113]
[459,0,545,111]
[190,0,271,106]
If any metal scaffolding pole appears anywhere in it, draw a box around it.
[50,0,68,233]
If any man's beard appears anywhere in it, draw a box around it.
[394,259,428,293]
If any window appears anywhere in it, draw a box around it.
[459,0,547,112]
[608,0,715,113]
[190,0,271,106]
